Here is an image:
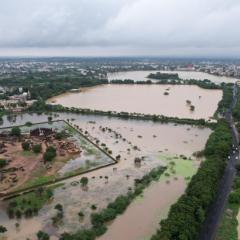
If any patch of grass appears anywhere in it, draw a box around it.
[64,124,77,135]
[22,151,38,157]
[158,154,197,183]
[216,176,240,240]
[23,175,56,189]
[216,203,238,240]
[63,167,88,177]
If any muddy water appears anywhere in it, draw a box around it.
[0,112,211,157]
[0,113,211,240]
[108,70,237,84]
[48,84,222,120]
[98,178,185,240]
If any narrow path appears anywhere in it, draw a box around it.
[199,84,239,240]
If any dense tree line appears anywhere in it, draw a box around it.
[147,73,227,90]
[28,101,213,128]
[110,78,228,90]
[217,84,234,116]
[0,71,108,100]
[233,86,240,121]
[148,72,180,80]
[150,120,232,240]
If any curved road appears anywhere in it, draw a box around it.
[199,83,239,240]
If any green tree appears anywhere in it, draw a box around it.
[37,231,49,240]
[0,159,7,168]
[55,204,63,212]
[56,132,64,140]
[0,225,7,234]
[43,146,56,162]
[25,121,33,127]
[80,177,89,187]
[22,142,30,151]
[11,126,21,137]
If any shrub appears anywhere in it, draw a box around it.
[0,225,7,233]
[11,126,21,137]
[22,142,30,151]
[32,144,42,153]
[56,132,64,140]
[80,177,88,187]
[43,146,56,162]
[37,231,49,240]
[55,204,63,212]
[78,211,84,217]
[25,121,33,127]
[233,177,240,189]
[229,191,240,204]
[0,159,7,168]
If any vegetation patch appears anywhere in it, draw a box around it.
[6,184,63,219]
[216,176,240,240]
[158,155,197,183]
[29,101,215,128]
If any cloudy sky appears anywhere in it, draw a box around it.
[0,0,240,57]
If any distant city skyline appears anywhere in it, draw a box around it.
[0,0,240,57]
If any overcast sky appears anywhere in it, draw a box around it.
[0,0,240,57]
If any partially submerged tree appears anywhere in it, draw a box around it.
[37,231,49,240]
[80,177,89,187]
[0,225,7,234]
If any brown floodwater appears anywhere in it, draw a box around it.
[108,70,237,84]
[98,178,185,240]
[48,84,222,120]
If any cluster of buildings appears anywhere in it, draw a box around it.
[0,87,35,112]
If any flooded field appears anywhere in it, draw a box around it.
[48,84,222,120]
[108,70,237,84]
[0,113,211,240]
[98,179,185,240]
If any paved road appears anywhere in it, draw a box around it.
[199,84,239,240]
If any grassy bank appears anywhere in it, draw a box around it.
[216,176,240,240]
